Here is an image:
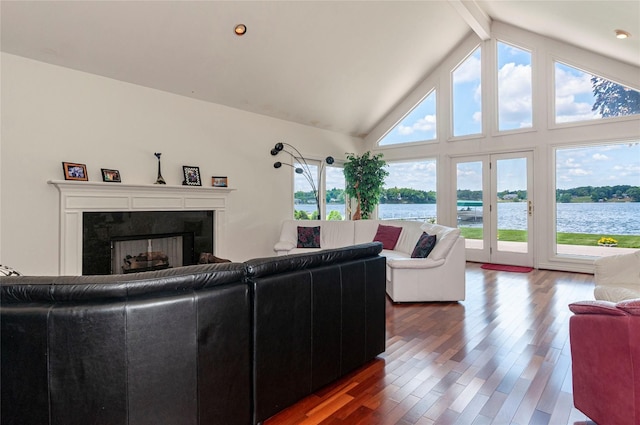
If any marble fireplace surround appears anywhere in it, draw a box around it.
[49,180,234,276]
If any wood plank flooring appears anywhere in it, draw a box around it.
[265,262,598,425]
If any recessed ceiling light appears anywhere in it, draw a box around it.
[615,29,631,39]
[234,24,247,36]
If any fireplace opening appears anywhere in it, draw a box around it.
[111,232,195,274]
[83,211,213,275]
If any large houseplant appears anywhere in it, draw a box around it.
[343,151,388,219]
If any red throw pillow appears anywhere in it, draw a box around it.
[373,224,403,250]
[297,226,321,248]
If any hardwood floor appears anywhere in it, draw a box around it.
[265,262,598,425]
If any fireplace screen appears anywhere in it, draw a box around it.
[111,233,192,274]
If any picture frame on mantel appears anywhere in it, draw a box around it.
[101,168,121,183]
[212,176,228,187]
[62,162,88,181]
[182,166,202,186]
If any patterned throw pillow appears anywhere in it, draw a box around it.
[373,224,403,250]
[0,264,21,276]
[411,233,437,258]
[297,226,321,248]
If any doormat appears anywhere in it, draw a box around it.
[481,263,533,273]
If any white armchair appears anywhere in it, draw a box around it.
[593,250,640,302]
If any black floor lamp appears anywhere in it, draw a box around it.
[271,142,334,219]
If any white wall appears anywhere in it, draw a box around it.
[0,53,362,275]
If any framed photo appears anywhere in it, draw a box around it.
[101,168,121,183]
[212,176,228,187]
[182,166,202,186]
[62,162,88,181]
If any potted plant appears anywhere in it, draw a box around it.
[343,151,388,219]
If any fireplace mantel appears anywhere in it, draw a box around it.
[48,180,235,275]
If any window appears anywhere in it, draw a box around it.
[378,90,437,146]
[555,142,640,256]
[452,46,482,137]
[555,61,640,124]
[379,159,437,222]
[497,41,532,131]
[293,160,346,220]
[325,165,346,220]
[294,161,319,220]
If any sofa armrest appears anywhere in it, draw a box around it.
[386,257,445,269]
[569,300,626,315]
[274,240,296,253]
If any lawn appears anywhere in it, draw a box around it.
[458,228,640,248]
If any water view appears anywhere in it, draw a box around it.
[296,202,640,235]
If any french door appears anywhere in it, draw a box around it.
[453,152,534,267]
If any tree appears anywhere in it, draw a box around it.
[327,210,343,221]
[591,77,640,117]
[343,152,388,219]
[559,193,572,203]
[627,187,640,202]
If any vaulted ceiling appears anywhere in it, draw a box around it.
[2,1,638,138]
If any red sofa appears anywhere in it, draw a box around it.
[569,299,640,425]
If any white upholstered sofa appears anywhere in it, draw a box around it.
[593,250,640,302]
[274,219,466,302]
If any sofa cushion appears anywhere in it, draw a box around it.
[373,224,402,250]
[411,233,437,258]
[420,223,461,261]
[297,226,321,248]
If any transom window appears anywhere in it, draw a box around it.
[555,61,640,124]
[378,90,437,146]
[497,41,532,131]
[452,46,482,137]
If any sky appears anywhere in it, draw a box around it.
[301,43,640,194]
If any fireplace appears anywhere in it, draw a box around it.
[113,232,192,274]
[49,180,233,276]
[83,211,212,275]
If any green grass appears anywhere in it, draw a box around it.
[458,227,640,248]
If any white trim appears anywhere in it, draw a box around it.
[48,180,234,275]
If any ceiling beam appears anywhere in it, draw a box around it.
[448,0,492,41]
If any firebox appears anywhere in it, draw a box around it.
[83,210,213,275]
[111,232,195,274]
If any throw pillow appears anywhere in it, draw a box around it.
[297,226,321,248]
[373,224,403,250]
[0,264,21,276]
[411,232,437,258]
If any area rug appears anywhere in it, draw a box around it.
[481,263,533,273]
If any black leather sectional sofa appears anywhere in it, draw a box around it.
[1,242,385,425]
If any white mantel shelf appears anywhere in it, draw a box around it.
[48,180,235,275]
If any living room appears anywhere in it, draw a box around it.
[1,1,639,424]
[1,1,638,275]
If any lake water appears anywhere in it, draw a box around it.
[296,202,640,235]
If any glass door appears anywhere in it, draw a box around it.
[453,152,534,266]
[454,158,488,263]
